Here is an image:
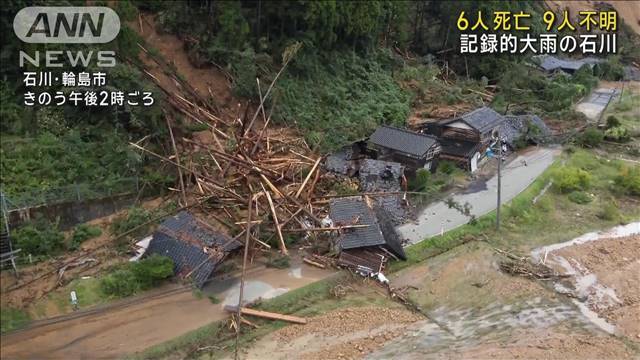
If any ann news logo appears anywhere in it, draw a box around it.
[13,6,120,43]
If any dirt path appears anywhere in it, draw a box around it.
[1,260,333,359]
[1,285,210,359]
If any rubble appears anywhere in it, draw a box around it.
[146,211,240,288]
[358,159,408,224]
[501,114,552,149]
[132,43,337,271]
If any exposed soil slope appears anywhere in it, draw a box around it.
[132,14,237,114]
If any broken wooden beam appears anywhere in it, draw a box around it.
[295,157,322,198]
[303,257,326,269]
[224,305,307,324]
[261,183,288,256]
[282,225,370,232]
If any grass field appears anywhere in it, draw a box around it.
[0,307,30,334]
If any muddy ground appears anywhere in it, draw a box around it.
[534,227,640,342]
[239,226,640,360]
[1,257,332,359]
[237,306,423,360]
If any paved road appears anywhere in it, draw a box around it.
[398,147,560,244]
[575,87,619,122]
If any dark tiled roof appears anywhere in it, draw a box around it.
[500,116,527,146]
[146,232,220,288]
[372,206,406,260]
[359,159,403,192]
[329,197,406,260]
[158,211,240,252]
[440,139,480,158]
[369,125,438,157]
[537,55,602,72]
[453,107,505,134]
[502,115,551,146]
[146,211,239,288]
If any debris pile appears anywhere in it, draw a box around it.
[494,248,568,281]
[501,114,552,149]
[132,42,343,262]
[358,159,407,224]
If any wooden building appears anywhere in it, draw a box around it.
[426,107,505,172]
[368,125,440,171]
[330,196,406,275]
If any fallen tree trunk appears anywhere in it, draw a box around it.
[223,306,307,324]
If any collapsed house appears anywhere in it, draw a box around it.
[426,107,505,172]
[500,114,552,149]
[368,125,441,171]
[358,159,404,193]
[358,159,407,224]
[330,196,406,275]
[324,140,368,176]
[146,211,241,288]
[534,55,602,75]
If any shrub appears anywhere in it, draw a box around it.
[553,167,591,193]
[131,255,175,289]
[110,207,153,236]
[438,161,456,175]
[568,191,593,204]
[614,166,640,196]
[577,128,604,148]
[69,224,102,250]
[100,255,174,298]
[13,219,65,257]
[597,201,620,221]
[594,59,624,81]
[604,126,630,142]
[409,169,431,192]
[100,269,140,297]
[605,115,621,129]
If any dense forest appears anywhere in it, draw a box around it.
[1,0,638,198]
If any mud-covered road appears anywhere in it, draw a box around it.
[1,261,332,359]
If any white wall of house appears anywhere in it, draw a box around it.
[470,152,480,172]
[447,121,473,130]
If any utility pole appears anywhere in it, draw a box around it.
[496,132,502,231]
[235,195,253,360]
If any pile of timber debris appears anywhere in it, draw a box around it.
[131,42,366,258]
[494,248,569,281]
